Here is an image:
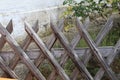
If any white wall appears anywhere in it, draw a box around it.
[0,0,68,38]
[0,6,66,38]
[0,0,65,13]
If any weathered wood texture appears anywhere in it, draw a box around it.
[0,16,119,80]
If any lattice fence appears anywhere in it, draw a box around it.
[0,16,119,80]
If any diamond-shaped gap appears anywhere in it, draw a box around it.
[14,63,29,80]
[63,58,78,78]
[52,39,65,63]
[111,54,120,79]
[1,43,15,65]
[1,43,13,51]
[88,28,100,41]
[76,38,88,48]
[38,24,52,41]
[38,59,53,79]
[88,21,102,41]
[86,54,101,77]
[52,39,63,48]
[63,57,87,80]
[26,41,39,50]
[100,25,120,46]
[63,26,78,43]
[70,65,86,79]
[14,34,28,46]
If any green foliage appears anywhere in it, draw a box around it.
[63,0,120,18]
[63,0,102,18]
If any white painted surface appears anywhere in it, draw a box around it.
[0,0,65,13]
[0,0,67,38]
[0,6,66,38]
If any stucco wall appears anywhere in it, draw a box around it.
[0,6,66,38]
[0,0,65,13]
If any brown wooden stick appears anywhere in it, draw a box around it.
[0,20,13,50]
[94,39,120,80]
[48,17,90,80]
[2,21,39,79]
[25,19,65,80]
[70,16,114,80]
[51,21,94,80]
[25,22,70,80]
[76,18,118,80]
[0,20,18,79]
[0,22,46,80]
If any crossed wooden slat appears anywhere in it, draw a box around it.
[49,16,119,80]
[94,39,120,80]
[25,21,70,80]
[0,21,46,80]
[48,18,89,80]
[25,18,95,80]
[0,20,18,79]
[0,16,119,80]
[1,20,40,79]
[47,17,90,80]
[70,16,114,80]
[76,18,118,80]
[24,19,65,80]
[48,16,118,80]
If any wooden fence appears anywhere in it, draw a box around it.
[0,16,119,80]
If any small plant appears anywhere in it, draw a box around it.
[63,0,120,18]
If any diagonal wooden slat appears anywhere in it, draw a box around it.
[0,57,18,79]
[94,39,120,80]
[22,20,44,80]
[2,20,40,79]
[46,19,65,49]
[0,20,18,79]
[25,23,70,80]
[25,53,45,80]
[71,16,114,80]
[0,20,13,50]
[51,21,94,80]
[82,16,114,64]
[48,17,90,80]
[0,16,119,80]
[76,18,118,80]
[70,16,114,80]
[25,19,65,80]
[0,22,46,80]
